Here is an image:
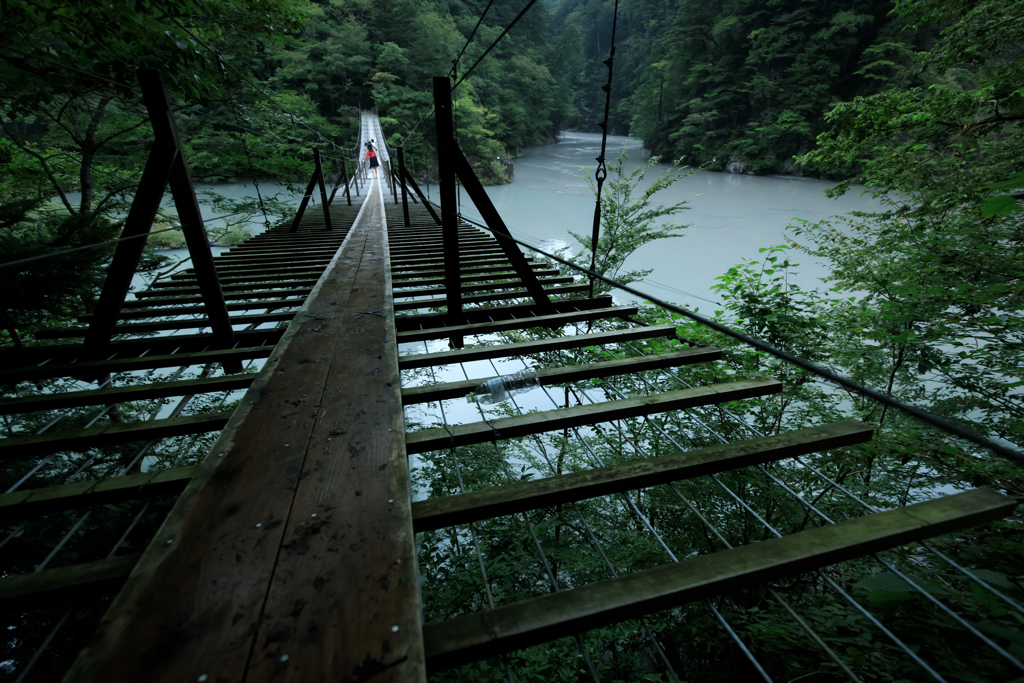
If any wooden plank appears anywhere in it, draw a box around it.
[395,295,613,331]
[64,179,425,682]
[394,276,574,299]
[392,269,560,289]
[0,466,196,520]
[393,284,588,312]
[133,279,321,298]
[153,270,325,287]
[33,312,296,339]
[405,377,781,454]
[395,305,640,344]
[401,348,722,404]
[394,262,547,281]
[0,375,253,416]
[0,410,233,459]
[0,331,282,374]
[0,554,142,612]
[81,297,305,321]
[397,324,678,369]
[423,487,1017,671]
[391,257,535,273]
[411,420,872,531]
[121,289,313,308]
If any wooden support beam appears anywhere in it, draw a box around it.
[0,466,197,521]
[138,69,239,372]
[412,420,873,531]
[84,139,178,355]
[290,157,322,233]
[403,167,440,224]
[433,76,463,347]
[398,146,411,226]
[405,377,781,454]
[0,410,234,459]
[0,554,141,612]
[423,487,1017,671]
[401,348,721,405]
[395,305,640,344]
[452,140,552,311]
[314,148,333,231]
[0,375,253,416]
[398,324,679,370]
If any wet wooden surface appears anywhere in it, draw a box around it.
[64,179,424,683]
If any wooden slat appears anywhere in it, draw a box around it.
[402,348,721,404]
[398,325,678,369]
[81,297,305,321]
[423,487,1017,671]
[395,305,639,343]
[0,375,253,415]
[133,279,320,299]
[394,276,574,299]
[152,270,325,288]
[0,410,233,459]
[406,377,781,454]
[392,268,560,288]
[34,312,296,339]
[0,344,275,384]
[393,284,588,312]
[0,466,196,520]
[395,294,613,331]
[0,554,142,611]
[411,420,872,531]
[121,288,313,308]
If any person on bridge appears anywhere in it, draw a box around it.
[365,141,379,180]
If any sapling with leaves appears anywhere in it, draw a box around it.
[571,150,694,294]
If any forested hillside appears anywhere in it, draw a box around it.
[549,0,926,174]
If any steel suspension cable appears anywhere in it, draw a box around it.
[587,0,621,298]
[451,0,541,91]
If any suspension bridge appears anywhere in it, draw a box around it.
[0,72,1020,683]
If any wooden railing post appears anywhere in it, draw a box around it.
[433,76,463,346]
[341,159,352,206]
[398,146,411,227]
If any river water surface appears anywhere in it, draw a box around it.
[446,132,883,308]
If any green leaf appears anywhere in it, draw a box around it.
[982,194,1018,218]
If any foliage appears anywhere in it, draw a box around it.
[569,150,692,293]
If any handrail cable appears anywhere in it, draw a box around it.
[451,0,541,91]
[439,204,1024,465]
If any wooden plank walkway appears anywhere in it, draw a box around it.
[63,178,425,682]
